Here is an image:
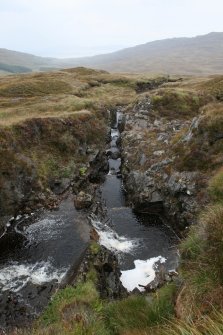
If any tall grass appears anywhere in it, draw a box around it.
[104,284,176,334]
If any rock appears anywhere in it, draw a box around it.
[88,149,100,164]
[110,150,121,160]
[153,150,165,157]
[74,191,93,210]
[93,246,128,299]
[88,151,109,182]
[182,117,200,142]
[90,228,99,241]
[124,171,163,212]
[139,153,147,166]
[0,231,27,259]
[120,93,201,231]
[167,172,198,196]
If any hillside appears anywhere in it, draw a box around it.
[59,32,223,75]
[0,48,56,73]
[1,32,223,75]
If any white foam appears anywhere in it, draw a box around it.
[120,256,166,292]
[0,261,67,292]
[111,130,119,138]
[26,217,64,241]
[91,219,137,253]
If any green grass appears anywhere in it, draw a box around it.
[41,282,99,325]
[180,226,205,261]
[104,283,176,334]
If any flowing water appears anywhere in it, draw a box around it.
[0,197,90,329]
[0,110,179,330]
[92,111,179,291]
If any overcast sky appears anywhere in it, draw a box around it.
[0,0,223,58]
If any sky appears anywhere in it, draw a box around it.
[0,0,223,58]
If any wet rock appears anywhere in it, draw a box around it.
[74,191,93,210]
[110,151,121,160]
[139,266,178,293]
[0,232,26,259]
[93,246,128,299]
[116,171,122,178]
[88,151,109,183]
[125,171,163,212]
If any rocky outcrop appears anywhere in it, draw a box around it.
[121,95,204,231]
[0,113,108,233]
[74,244,128,300]
[93,246,128,299]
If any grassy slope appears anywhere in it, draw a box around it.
[0,68,169,218]
[2,70,223,334]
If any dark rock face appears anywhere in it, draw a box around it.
[121,95,203,231]
[125,171,164,213]
[88,151,109,183]
[0,281,57,331]
[75,245,127,300]
[94,246,127,299]
[0,155,41,223]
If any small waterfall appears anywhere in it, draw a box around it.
[90,216,139,253]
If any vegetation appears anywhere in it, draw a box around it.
[151,88,205,120]
[17,267,177,335]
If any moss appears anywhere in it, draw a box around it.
[89,241,101,255]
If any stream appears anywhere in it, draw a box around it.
[92,111,179,291]
[0,110,179,331]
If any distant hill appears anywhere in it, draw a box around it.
[59,32,223,75]
[1,32,223,75]
[0,49,56,73]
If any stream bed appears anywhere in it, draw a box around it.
[0,111,179,331]
[92,111,179,291]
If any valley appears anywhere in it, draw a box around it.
[0,68,223,334]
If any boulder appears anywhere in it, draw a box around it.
[74,191,92,210]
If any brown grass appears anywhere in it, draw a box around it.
[0,69,142,126]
